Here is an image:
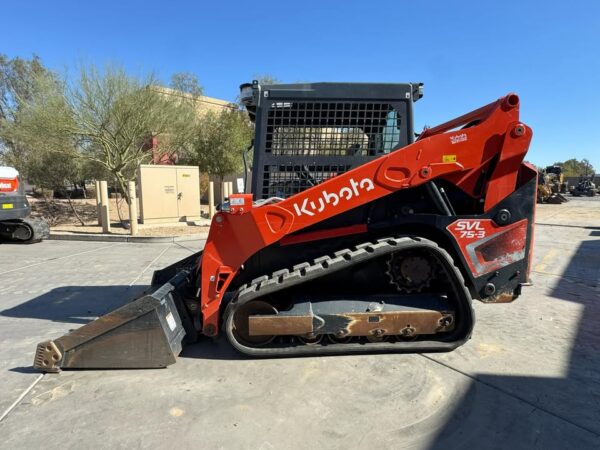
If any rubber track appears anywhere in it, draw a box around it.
[224,236,474,357]
[0,217,49,244]
[22,217,50,243]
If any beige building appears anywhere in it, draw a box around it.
[152,86,236,116]
[146,87,236,164]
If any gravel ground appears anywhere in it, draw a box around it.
[30,197,211,237]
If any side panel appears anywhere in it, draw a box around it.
[442,169,537,301]
[447,219,528,277]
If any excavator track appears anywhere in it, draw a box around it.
[0,217,49,243]
[223,236,474,357]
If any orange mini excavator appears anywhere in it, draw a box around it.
[34,81,535,371]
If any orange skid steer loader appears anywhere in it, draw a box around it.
[34,82,535,371]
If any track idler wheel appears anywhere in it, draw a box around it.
[231,300,278,346]
[13,222,34,241]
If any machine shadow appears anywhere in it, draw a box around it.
[181,337,245,361]
[427,237,600,448]
[0,285,148,324]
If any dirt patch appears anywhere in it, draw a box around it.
[30,197,132,225]
[30,197,210,237]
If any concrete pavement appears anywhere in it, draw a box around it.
[0,199,599,449]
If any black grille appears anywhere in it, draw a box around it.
[248,81,419,200]
[266,102,401,157]
[262,164,352,198]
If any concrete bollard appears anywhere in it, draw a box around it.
[223,181,229,201]
[128,181,139,236]
[208,181,215,219]
[95,180,102,226]
[100,181,111,233]
[198,178,202,217]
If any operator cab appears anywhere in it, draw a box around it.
[240,81,423,200]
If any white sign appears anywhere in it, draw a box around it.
[165,312,177,331]
[236,178,244,193]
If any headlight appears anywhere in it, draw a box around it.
[239,83,254,103]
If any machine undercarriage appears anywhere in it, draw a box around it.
[224,236,473,356]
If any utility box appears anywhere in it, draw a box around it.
[137,165,201,224]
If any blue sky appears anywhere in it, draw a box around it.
[2,0,599,169]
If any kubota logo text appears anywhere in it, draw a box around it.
[293,177,375,217]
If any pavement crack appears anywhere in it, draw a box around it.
[0,243,124,277]
[536,223,600,230]
[173,241,199,253]
[0,374,44,424]
[128,245,172,286]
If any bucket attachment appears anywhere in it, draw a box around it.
[546,193,568,204]
[151,251,202,287]
[34,270,193,372]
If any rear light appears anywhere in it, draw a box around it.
[0,177,19,192]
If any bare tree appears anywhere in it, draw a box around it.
[170,72,204,97]
[13,64,197,204]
